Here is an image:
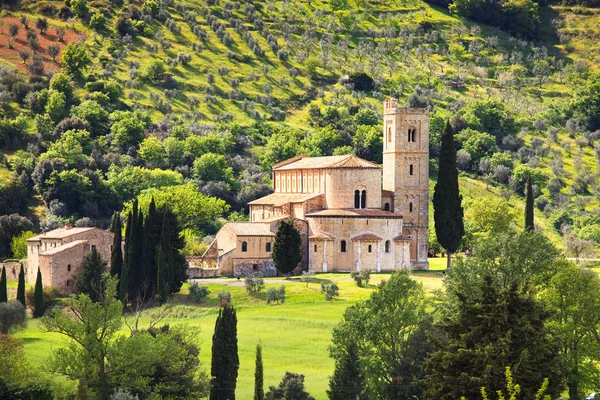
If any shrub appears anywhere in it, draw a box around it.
[321,281,339,301]
[189,283,210,303]
[266,285,286,304]
[350,269,371,287]
[0,300,27,334]
[217,291,231,307]
[245,273,265,293]
[25,286,64,312]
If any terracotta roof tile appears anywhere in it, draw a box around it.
[306,209,403,218]
[393,235,411,241]
[248,192,322,206]
[28,227,99,241]
[273,155,380,171]
[351,232,383,241]
[309,231,335,240]
[225,222,275,236]
[39,240,88,256]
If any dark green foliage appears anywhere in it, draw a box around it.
[525,174,534,231]
[119,210,132,304]
[272,220,302,275]
[156,214,169,304]
[265,372,315,400]
[0,214,33,258]
[433,121,464,266]
[0,378,53,400]
[109,212,123,279]
[127,207,145,300]
[254,343,264,400]
[327,342,364,400]
[0,300,26,334]
[210,306,239,400]
[33,269,44,318]
[0,267,6,303]
[189,284,210,303]
[76,246,107,303]
[16,264,25,307]
[573,72,600,131]
[424,273,564,399]
[348,73,374,92]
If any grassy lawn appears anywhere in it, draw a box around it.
[14,270,445,399]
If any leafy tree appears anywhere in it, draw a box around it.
[48,44,60,62]
[76,246,107,302]
[464,196,516,238]
[8,24,18,49]
[89,13,106,30]
[525,174,534,231]
[61,43,91,77]
[0,300,26,334]
[106,166,184,205]
[143,60,166,82]
[461,98,516,137]
[260,128,304,171]
[353,125,383,163]
[0,214,33,258]
[0,334,52,397]
[210,306,239,400]
[16,264,25,307]
[573,73,600,131]
[331,271,428,398]
[502,0,538,39]
[70,100,110,136]
[36,17,48,33]
[33,269,44,318]
[272,220,302,277]
[544,263,600,400]
[456,128,497,163]
[109,212,123,279]
[109,110,151,149]
[0,267,7,303]
[192,153,235,184]
[10,230,35,259]
[184,132,235,158]
[433,121,464,268]
[305,127,344,157]
[327,342,364,400]
[138,136,165,168]
[254,343,264,400]
[266,372,315,400]
[71,0,89,18]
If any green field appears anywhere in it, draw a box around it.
[13,269,446,399]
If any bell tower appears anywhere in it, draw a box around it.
[382,98,429,269]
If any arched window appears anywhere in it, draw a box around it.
[385,240,391,253]
[354,190,360,209]
[361,190,367,209]
[340,240,347,253]
[387,127,392,142]
[408,128,416,142]
[266,242,271,252]
[314,244,317,252]
[368,245,372,253]
[67,264,71,272]
[409,202,413,213]
[384,203,390,211]
[409,164,414,175]
[241,241,248,252]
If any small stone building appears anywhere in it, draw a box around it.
[201,98,430,275]
[26,226,113,293]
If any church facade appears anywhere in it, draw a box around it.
[200,99,429,276]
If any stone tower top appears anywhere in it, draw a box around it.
[383,98,429,116]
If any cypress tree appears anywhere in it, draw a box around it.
[327,342,364,400]
[158,206,187,295]
[119,209,133,304]
[433,121,464,268]
[210,306,239,400]
[76,246,107,302]
[16,263,25,306]
[127,208,146,300]
[254,343,264,400]
[272,220,302,277]
[110,212,123,278]
[0,266,7,303]
[143,197,161,296]
[33,268,44,317]
[525,174,534,232]
[156,212,170,304]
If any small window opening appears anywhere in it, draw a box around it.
[67,264,71,272]
[341,240,347,253]
[253,264,259,272]
[266,242,271,252]
[409,164,414,175]
[354,190,360,209]
[409,203,413,213]
[361,190,367,209]
[314,244,317,252]
[384,203,390,211]
[368,245,372,253]
[385,240,391,253]
[242,241,248,252]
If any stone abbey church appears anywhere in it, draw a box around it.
[201,98,430,276]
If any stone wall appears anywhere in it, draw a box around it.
[1,262,21,281]
[232,258,277,277]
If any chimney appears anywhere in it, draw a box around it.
[64,222,72,230]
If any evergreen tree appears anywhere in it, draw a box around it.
[0,266,7,303]
[157,206,187,295]
[433,121,464,268]
[210,306,239,400]
[327,342,364,400]
[272,220,302,277]
[33,268,44,317]
[109,212,123,278]
[127,208,146,300]
[143,197,161,296]
[525,174,534,231]
[156,212,170,304]
[254,343,264,400]
[16,264,25,306]
[76,246,107,302]
[119,209,133,304]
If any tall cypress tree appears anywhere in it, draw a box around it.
[110,212,123,278]
[127,208,146,300]
[210,306,240,400]
[16,263,25,306]
[327,342,364,400]
[158,206,187,295]
[272,220,302,277]
[254,343,264,400]
[33,268,44,317]
[143,197,161,296]
[156,211,170,304]
[0,266,7,303]
[119,209,133,304]
[433,121,464,268]
[525,174,534,232]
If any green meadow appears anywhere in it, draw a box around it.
[12,266,446,399]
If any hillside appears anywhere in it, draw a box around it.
[0,0,598,258]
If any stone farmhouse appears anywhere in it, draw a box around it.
[26,226,113,293]
[200,98,429,276]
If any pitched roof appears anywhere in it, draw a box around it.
[272,155,380,171]
[393,234,411,241]
[309,231,335,240]
[39,240,88,256]
[306,209,403,219]
[248,192,322,206]
[382,190,395,198]
[28,227,98,241]
[225,222,275,237]
[351,232,383,241]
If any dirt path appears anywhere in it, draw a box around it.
[188,278,293,287]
